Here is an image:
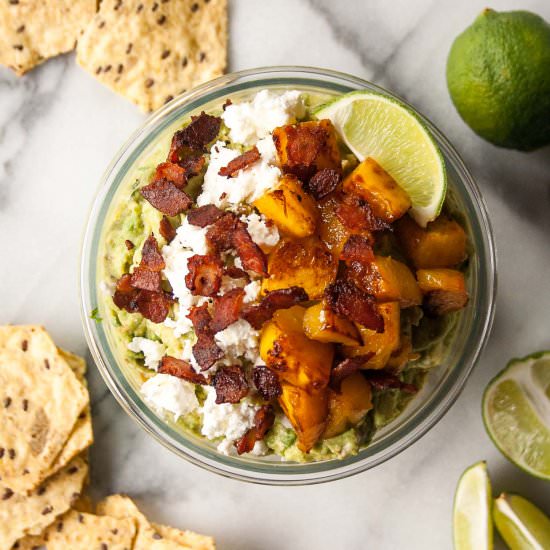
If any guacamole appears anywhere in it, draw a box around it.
[98,88,469,462]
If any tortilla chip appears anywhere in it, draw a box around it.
[152,523,216,550]
[43,351,94,479]
[97,494,203,549]
[12,509,137,550]
[0,456,88,549]
[0,326,88,493]
[0,1,97,76]
[76,0,227,112]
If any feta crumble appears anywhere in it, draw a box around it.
[200,387,259,447]
[162,219,210,337]
[127,337,165,371]
[242,212,279,249]
[215,319,260,363]
[197,141,281,209]
[141,373,199,421]
[222,90,305,145]
[243,280,261,304]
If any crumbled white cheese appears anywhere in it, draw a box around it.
[200,386,258,442]
[215,438,268,457]
[127,337,165,371]
[197,141,280,209]
[222,90,305,146]
[250,440,269,456]
[214,319,260,363]
[243,280,261,304]
[242,212,279,249]
[141,373,199,421]
[162,219,210,336]
[256,135,278,165]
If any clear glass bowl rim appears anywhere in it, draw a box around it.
[80,66,497,485]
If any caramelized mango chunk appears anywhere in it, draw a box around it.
[262,236,338,299]
[279,382,329,453]
[351,255,422,307]
[343,302,401,370]
[342,158,411,222]
[417,268,469,315]
[317,195,354,257]
[323,373,373,439]
[253,174,317,239]
[273,119,341,180]
[395,215,467,268]
[259,306,334,390]
[303,301,361,346]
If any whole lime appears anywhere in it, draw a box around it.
[447,9,550,151]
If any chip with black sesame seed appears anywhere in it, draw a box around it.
[76,0,227,111]
[0,0,97,75]
[0,326,89,494]
[0,457,88,549]
[12,508,136,550]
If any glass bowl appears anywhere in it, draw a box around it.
[80,66,496,485]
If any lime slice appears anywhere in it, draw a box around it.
[482,351,550,480]
[314,91,446,227]
[453,461,493,550]
[493,493,550,550]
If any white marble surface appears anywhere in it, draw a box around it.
[1,0,550,548]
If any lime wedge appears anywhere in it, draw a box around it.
[482,351,550,480]
[314,91,446,227]
[453,461,493,550]
[493,493,550,550]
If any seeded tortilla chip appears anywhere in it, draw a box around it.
[152,523,216,550]
[76,0,227,112]
[97,494,206,549]
[0,456,88,549]
[12,509,136,550]
[0,0,97,76]
[0,326,88,493]
[43,350,94,480]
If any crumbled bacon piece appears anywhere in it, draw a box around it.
[206,213,238,253]
[130,266,162,292]
[212,365,249,404]
[363,370,418,394]
[325,279,384,331]
[187,303,212,334]
[218,146,260,177]
[211,288,245,333]
[336,193,390,233]
[159,216,177,243]
[424,290,469,317]
[167,112,221,162]
[185,254,223,297]
[305,168,341,200]
[187,204,225,228]
[141,179,192,216]
[235,405,275,455]
[193,334,224,370]
[113,274,139,313]
[140,234,165,272]
[179,155,205,177]
[232,222,267,275]
[224,265,250,282]
[113,235,171,322]
[135,290,172,323]
[234,427,258,455]
[253,365,282,401]
[187,304,223,370]
[158,356,208,385]
[125,239,134,250]
[340,235,375,265]
[152,161,187,189]
[330,354,375,391]
[242,287,309,329]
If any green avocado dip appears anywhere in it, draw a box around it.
[98,87,470,462]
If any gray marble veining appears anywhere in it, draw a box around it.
[1,1,549,548]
